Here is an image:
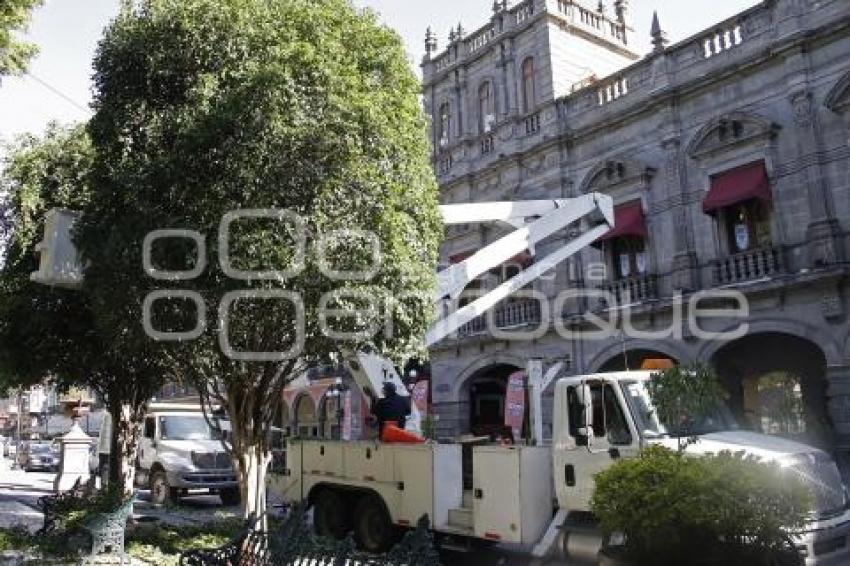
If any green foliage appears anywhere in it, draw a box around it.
[591,445,811,566]
[82,0,442,513]
[0,123,161,492]
[0,519,244,565]
[646,363,727,447]
[421,412,437,441]
[0,0,42,76]
[126,519,245,565]
[0,525,30,552]
[48,484,132,532]
[0,123,97,395]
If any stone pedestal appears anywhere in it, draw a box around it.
[54,421,93,493]
[671,252,698,292]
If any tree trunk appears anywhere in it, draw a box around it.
[108,401,145,496]
[237,443,270,522]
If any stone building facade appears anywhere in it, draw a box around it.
[422,0,850,464]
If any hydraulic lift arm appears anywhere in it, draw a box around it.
[31,194,614,437]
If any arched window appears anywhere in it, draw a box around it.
[438,102,452,147]
[479,82,495,133]
[522,57,536,113]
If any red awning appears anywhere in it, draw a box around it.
[595,200,647,244]
[703,161,771,214]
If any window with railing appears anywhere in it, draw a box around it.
[481,134,495,155]
[611,236,648,280]
[703,161,774,256]
[438,154,453,175]
[525,113,541,135]
[438,102,452,148]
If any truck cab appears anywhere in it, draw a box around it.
[554,371,850,565]
[135,406,240,506]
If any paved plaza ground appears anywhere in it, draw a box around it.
[0,456,563,565]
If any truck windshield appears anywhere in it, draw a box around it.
[620,380,739,439]
[158,415,226,441]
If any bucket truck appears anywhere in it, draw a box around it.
[31,196,850,564]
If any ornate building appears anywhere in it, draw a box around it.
[423,0,850,467]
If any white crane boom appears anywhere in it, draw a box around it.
[30,194,615,437]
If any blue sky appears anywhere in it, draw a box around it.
[0,0,759,150]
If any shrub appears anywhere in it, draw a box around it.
[591,445,811,566]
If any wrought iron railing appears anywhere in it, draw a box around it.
[600,274,657,305]
[457,299,542,337]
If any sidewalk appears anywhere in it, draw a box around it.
[0,497,42,532]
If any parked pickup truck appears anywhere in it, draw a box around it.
[269,370,850,565]
[135,404,240,506]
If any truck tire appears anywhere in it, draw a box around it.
[353,495,396,553]
[149,469,179,505]
[313,489,350,540]
[220,487,241,506]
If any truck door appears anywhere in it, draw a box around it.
[555,381,638,512]
[138,416,157,473]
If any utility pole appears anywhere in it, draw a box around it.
[16,391,22,445]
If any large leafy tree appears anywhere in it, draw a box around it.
[0,124,94,394]
[81,0,441,516]
[0,123,167,493]
[0,0,43,76]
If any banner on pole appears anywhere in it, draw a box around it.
[411,381,429,413]
[504,370,526,442]
[342,391,352,441]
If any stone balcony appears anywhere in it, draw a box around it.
[599,274,657,306]
[457,298,542,337]
[712,246,785,286]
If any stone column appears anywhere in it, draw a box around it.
[784,48,843,267]
[53,421,93,492]
[661,136,698,292]
[826,365,850,471]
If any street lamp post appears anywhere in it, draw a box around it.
[325,378,349,439]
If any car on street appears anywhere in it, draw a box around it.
[17,442,59,472]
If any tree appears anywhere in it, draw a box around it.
[80,0,441,516]
[646,363,728,451]
[0,0,43,76]
[0,123,167,493]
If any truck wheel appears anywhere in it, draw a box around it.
[149,469,178,505]
[313,489,350,540]
[353,495,396,553]
[220,487,241,506]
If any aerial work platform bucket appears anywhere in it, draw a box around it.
[381,421,425,444]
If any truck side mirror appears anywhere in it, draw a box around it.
[577,383,595,437]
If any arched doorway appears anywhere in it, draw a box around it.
[710,333,831,449]
[597,349,677,372]
[467,363,522,437]
[293,395,318,438]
